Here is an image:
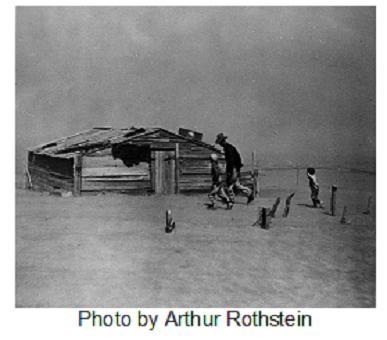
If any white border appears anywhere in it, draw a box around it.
[2,1,384,339]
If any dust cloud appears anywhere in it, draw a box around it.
[16,7,375,173]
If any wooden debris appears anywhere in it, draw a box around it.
[268,197,281,218]
[282,192,295,218]
[165,209,176,233]
[330,185,338,216]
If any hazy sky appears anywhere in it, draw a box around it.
[16,6,375,171]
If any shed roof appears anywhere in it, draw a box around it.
[30,127,222,158]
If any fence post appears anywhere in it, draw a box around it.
[260,207,270,229]
[330,185,337,216]
[25,151,32,190]
[283,192,295,218]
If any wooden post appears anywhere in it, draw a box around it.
[175,143,180,194]
[283,192,295,218]
[260,207,271,229]
[150,150,155,192]
[73,152,82,196]
[340,206,348,224]
[166,209,171,226]
[268,197,281,218]
[330,185,337,216]
[25,168,32,190]
[24,151,32,190]
[261,208,267,229]
[165,209,176,233]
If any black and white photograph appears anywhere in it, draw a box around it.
[15,6,375,308]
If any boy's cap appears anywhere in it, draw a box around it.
[215,133,227,144]
[210,153,218,161]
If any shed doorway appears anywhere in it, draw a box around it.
[153,150,176,194]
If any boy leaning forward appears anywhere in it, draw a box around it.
[207,153,233,209]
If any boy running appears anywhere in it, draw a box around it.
[207,153,233,209]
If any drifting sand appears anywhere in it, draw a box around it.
[15,176,375,308]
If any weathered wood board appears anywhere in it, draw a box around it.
[82,156,127,169]
[29,152,74,177]
[82,180,151,191]
[82,167,150,178]
[29,166,74,191]
[152,150,176,194]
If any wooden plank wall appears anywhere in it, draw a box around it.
[28,152,74,192]
[81,148,151,193]
[178,143,222,192]
[178,143,253,192]
[178,143,213,192]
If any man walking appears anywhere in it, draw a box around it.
[215,133,255,204]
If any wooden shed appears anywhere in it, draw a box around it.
[26,127,254,195]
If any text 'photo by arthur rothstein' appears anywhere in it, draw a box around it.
[16,7,375,308]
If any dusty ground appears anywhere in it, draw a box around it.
[16,177,375,308]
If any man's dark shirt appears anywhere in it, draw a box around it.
[223,142,243,173]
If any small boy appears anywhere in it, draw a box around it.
[208,153,233,209]
[307,167,323,208]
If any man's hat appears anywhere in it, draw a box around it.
[215,133,227,144]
